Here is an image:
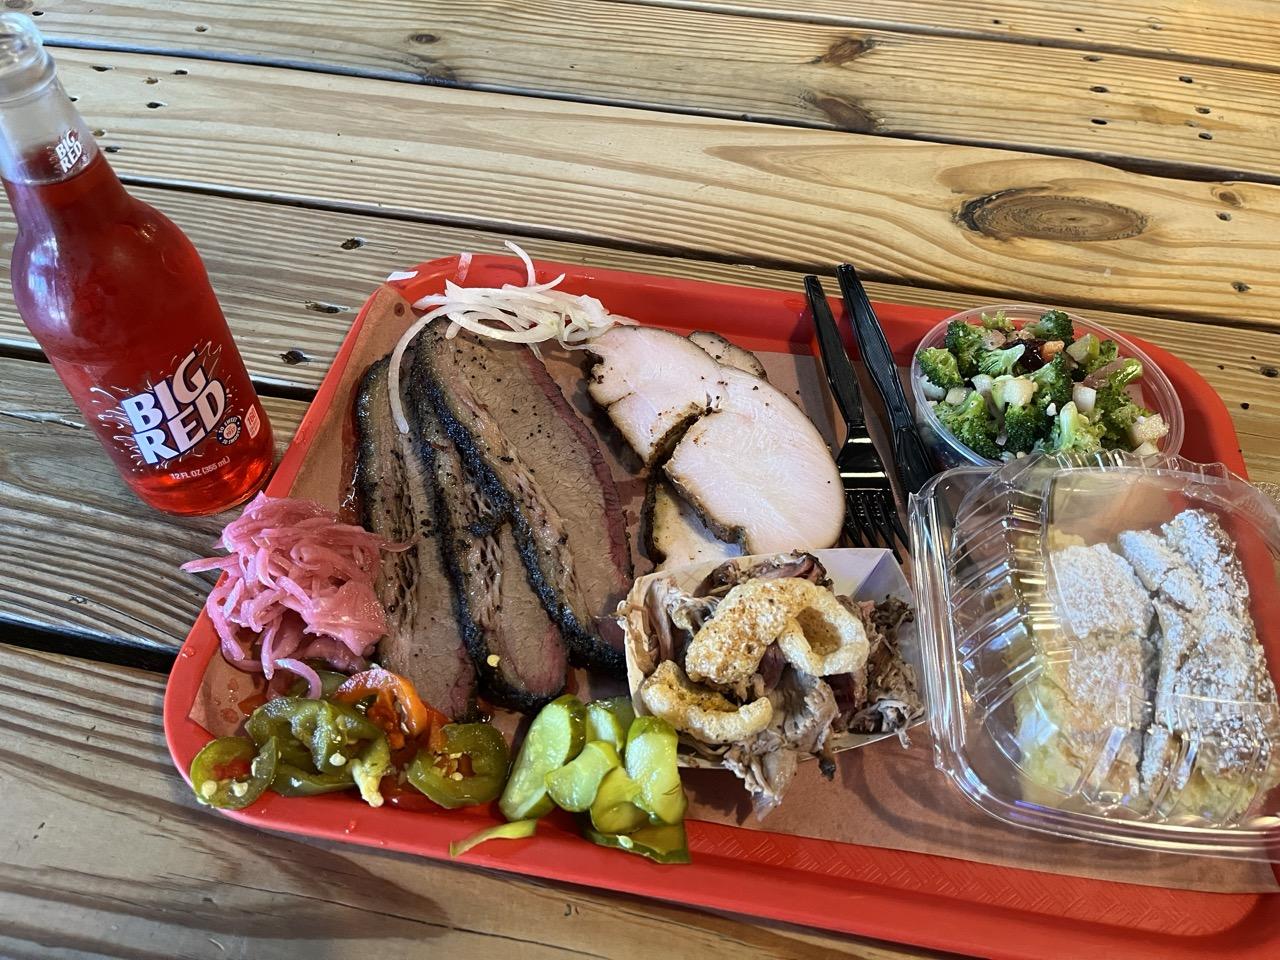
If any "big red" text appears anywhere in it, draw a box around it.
[120,349,227,465]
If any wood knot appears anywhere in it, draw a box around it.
[423,63,458,84]
[812,36,877,66]
[801,92,877,132]
[303,299,347,314]
[1215,188,1243,207]
[956,189,1147,242]
[410,32,438,44]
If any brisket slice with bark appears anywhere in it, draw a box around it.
[454,333,633,619]
[354,355,477,720]
[406,364,566,712]
[416,326,627,674]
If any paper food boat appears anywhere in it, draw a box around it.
[621,548,923,769]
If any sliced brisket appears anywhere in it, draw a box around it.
[354,355,477,720]
[416,325,627,674]
[467,336,632,620]
[405,355,568,711]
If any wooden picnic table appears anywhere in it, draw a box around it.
[2,2,1279,957]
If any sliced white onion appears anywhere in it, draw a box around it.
[507,239,537,285]
[388,312,434,433]
[387,241,627,433]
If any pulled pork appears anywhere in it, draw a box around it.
[697,550,832,597]
[638,577,719,671]
[837,596,919,742]
[721,669,840,818]
[636,553,921,819]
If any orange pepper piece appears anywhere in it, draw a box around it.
[333,667,445,752]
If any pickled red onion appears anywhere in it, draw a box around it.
[274,658,323,698]
[182,494,403,677]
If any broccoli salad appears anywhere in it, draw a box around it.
[916,309,1169,461]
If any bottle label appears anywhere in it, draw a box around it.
[54,130,86,175]
[110,344,240,468]
[245,404,261,438]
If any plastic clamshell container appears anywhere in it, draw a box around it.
[911,452,1280,860]
[910,304,1185,469]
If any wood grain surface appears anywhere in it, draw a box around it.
[25,48,1279,329]
[25,0,1280,181]
[0,643,948,960]
[629,0,1280,71]
[0,357,306,652]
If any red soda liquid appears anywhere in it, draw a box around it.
[6,151,274,515]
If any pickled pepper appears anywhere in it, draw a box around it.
[408,723,510,809]
[188,735,279,810]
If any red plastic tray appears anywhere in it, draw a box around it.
[165,257,1276,959]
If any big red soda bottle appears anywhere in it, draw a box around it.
[0,14,272,515]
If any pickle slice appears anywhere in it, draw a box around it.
[545,740,621,813]
[583,820,691,864]
[499,695,586,821]
[585,697,635,752]
[589,766,648,834]
[625,716,687,825]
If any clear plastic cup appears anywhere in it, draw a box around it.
[910,304,1184,469]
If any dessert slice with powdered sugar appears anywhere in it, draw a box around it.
[1017,543,1154,803]
[1116,527,1207,807]
[1117,509,1280,821]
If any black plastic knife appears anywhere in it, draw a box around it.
[835,263,938,496]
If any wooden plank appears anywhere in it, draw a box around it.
[4,185,1277,468]
[26,0,1280,182]
[627,0,1280,72]
[0,643,944,960]
[34,49,1280,329]
[0,356,307,652]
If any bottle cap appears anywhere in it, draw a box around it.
[0,13,54,102]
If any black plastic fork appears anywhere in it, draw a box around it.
[804,275,908,559]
